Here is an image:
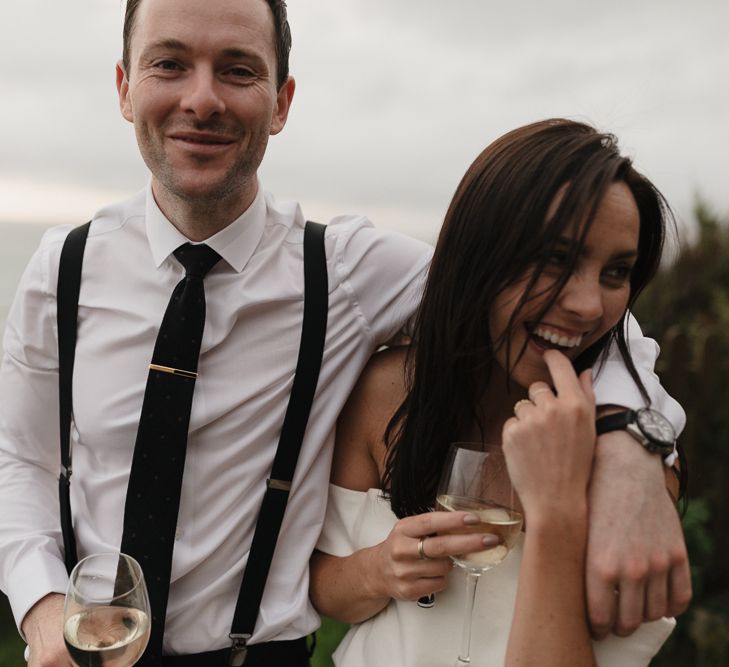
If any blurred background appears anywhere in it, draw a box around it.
[1,1,727,664]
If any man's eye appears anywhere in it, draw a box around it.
[155,60,180,71]
[227,67,254,78]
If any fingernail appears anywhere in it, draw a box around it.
[483,534,500,547]
[463,513,480,525]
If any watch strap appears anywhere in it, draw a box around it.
[595,409,637,436]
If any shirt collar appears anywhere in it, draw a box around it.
[145,181,267,273]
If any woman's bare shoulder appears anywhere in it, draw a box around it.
[331,346,409,490]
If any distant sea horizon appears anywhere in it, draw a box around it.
[0,222,52,337]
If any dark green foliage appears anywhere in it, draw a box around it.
[634,200,729,666]
[0,595,23,667]
[311,617,349,667]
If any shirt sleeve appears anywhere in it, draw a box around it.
[316,485,394,557]
[592,312,686,435]
[316,485,367,557]
[0,226,72,631]
[593,617,676,667]
[327,216,432,347]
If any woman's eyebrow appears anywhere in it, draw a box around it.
[554,238,638,260]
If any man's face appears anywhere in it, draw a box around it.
[116,0,294,209]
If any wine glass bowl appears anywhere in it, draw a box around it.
[435,494,522,570]
[63,553,150,667]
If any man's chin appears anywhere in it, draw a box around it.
[157,175,247,206]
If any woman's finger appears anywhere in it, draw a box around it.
[542,349,583,398]
[398,510,480,539]
[528,382,554,404]
[578,367,595,404]
[418,532,500,560]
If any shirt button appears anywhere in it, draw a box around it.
[175,528,184,541]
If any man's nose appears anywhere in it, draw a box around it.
[180,69,226,120]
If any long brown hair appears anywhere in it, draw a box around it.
[383,119,674,518]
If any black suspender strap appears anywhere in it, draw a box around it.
[228,221,328,666]
[57,221,91,575]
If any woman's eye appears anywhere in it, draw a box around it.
[546,252,570,267]
[603,265,633,284]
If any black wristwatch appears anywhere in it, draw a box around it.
[595,408,676,457]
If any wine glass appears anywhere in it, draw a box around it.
[436,442,523,667]
[63,553,151,667]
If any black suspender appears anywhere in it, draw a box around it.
[56,221,91,575]
[229,220,328,665]
[56,220,328,664]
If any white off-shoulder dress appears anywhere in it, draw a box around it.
[317,485,676,667]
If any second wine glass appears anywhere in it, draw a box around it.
[63,552,150,667]
[436,442,523,667]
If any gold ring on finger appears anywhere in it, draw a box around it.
[530,388,552,400]
[513,398,534,415]
[417,537,430,560]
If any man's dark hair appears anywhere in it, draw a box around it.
[122,0,292,89]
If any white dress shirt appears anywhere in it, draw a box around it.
[0,183,684,655]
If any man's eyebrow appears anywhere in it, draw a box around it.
[142,38,189,55]
[141,40,265,63]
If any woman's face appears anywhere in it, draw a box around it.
[489,181,640,390]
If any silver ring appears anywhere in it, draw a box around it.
[417,537,429,560]
[513,399,534,415]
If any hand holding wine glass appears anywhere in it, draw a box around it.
[63,553,150,667]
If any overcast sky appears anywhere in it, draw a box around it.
[1,0,727,244]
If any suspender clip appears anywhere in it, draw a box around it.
[60,464,72,481]
[266,478,291,492]
[229,633,252,666]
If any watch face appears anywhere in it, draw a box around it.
[636,409,676,445]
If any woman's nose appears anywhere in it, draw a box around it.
[559,271,604,322]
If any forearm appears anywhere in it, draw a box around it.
[0,449,69,631]
[586,431,690,636]
[593,430,669,511]
[310,548,390,624]
[506,508,596,667]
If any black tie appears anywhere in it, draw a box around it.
[120,243,221,661]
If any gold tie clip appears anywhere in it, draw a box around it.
[148,363,198,379]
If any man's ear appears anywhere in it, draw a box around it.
[270,76,296,136]
[116,60,134,123]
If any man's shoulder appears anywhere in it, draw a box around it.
[263,190,432,261]
[323,213,432,275]
[87,189,146,237]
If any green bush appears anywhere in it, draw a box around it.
[634,201,729,665]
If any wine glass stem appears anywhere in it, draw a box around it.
[455,568,482,666]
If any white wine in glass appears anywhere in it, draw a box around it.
[438,443,522,667]
[63,553,151,667]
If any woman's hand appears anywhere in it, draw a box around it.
[367,510,499,602]
[501,349,596,520]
